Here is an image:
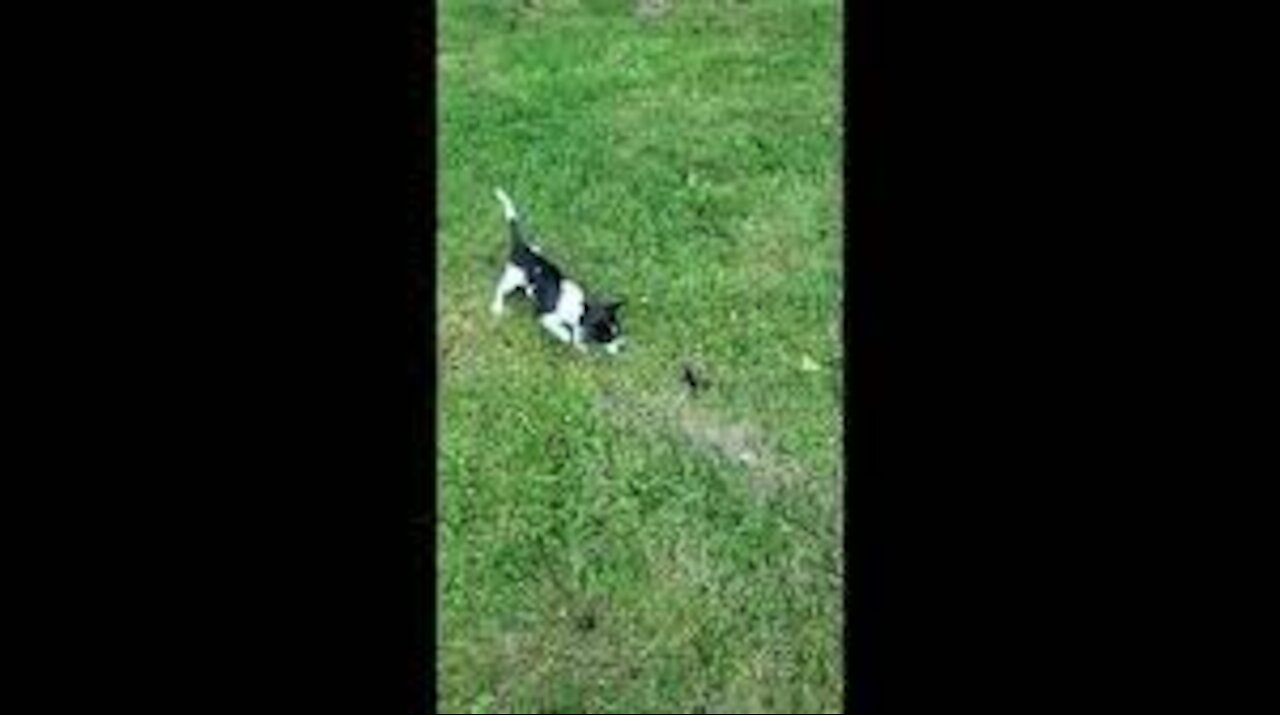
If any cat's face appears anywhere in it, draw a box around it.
[583,300,625,353]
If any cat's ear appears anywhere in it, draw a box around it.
[606,300,625,312]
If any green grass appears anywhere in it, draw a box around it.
[438,1,842,712]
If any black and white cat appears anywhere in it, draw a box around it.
[489,188,625,355]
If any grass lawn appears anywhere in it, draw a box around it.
[438,1,842,712]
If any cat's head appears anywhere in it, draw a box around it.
[582,299,625,354]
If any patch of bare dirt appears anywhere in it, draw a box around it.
[635,0,673,20]
[599,388,806,500]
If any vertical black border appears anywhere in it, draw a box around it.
[844,0,884,711]
[408,0,436,711]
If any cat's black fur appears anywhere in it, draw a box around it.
[506,218,564,315]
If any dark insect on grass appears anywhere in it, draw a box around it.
[681,363,710,395]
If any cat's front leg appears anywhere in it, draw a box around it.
[538,314,574,344]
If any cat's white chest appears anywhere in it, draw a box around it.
[551,280,586,324]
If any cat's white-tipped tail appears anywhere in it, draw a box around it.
[494,187,517,221]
